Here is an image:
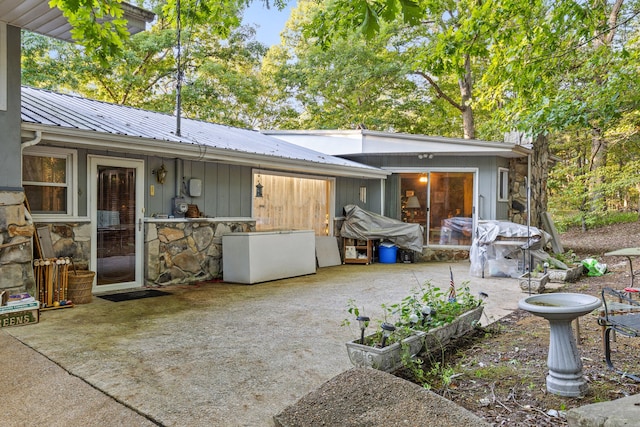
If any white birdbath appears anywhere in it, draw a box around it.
[518,293,602,397]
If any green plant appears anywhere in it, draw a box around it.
[341,298,363,327]
[344,280,483,347]
[546,250,580,268]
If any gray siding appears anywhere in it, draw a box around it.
[145,157,253,218]
[0,25,21,189]
[384,174,401,219]
[77,148,88,216]
[334,176,384,217]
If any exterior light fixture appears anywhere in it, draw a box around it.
[153,163,167,184]
[380,322,396,348]
[255,172,263,198]
[356,315,370,344]
[417,153,435,160]
[421,306,434,326]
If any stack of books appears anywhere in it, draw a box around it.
[0,291,40,313]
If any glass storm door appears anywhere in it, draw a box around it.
[89,156,144,292]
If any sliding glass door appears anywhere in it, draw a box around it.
[400,170,476,246]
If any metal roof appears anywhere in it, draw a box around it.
[0,0,153,41]
[21,86,388,179]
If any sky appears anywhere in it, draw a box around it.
[241,1,294,47]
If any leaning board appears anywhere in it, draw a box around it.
[315,236,342,267]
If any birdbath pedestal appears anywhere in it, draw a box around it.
[518,293,602,397]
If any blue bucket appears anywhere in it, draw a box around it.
[378,244,397,264]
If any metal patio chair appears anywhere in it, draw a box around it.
[599,287,640,381]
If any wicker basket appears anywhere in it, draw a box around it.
[67,270,95,304]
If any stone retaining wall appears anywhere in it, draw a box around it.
[145,219,256,286]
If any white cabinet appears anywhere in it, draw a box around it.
[222,230,316,284]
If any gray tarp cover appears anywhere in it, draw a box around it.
[341,205,424,252]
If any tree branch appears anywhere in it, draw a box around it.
[412,70,463,111]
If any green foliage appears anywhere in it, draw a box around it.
[345,280,482,347]
[50,0,129,66]
[22,2,289,129]
[38,0,640,220]
[552,211,639,233]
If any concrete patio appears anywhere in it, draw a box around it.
[2,261,525,426]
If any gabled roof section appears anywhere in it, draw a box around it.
[263,129,531,159]
[0,0,153,41]
[20,86,388,179]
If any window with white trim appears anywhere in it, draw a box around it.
[498,167,509,201]
[22,147,77,217]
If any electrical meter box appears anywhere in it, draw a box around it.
[173,197,188,218]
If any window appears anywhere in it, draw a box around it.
[22,147,77,217]
[498,168,509,202]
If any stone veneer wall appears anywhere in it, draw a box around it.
[510,158,529,226]
[33,222,92,270]
[145,219,256,286]
[0,191,36,295]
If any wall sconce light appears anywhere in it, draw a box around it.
[417,153,434,160]
[255,173,263,198]
[153,163,167,184]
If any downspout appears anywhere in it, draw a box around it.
[175,158,183,198]
[21,130,42,151]
[20,131,42,185]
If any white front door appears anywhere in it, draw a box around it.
[89,155,144,293]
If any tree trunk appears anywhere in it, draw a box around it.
[585,0,623,213]
[589,126,608,212]
[458,54,475,140]
[530,133,550,229]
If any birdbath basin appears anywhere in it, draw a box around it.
[518,293,602,397]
